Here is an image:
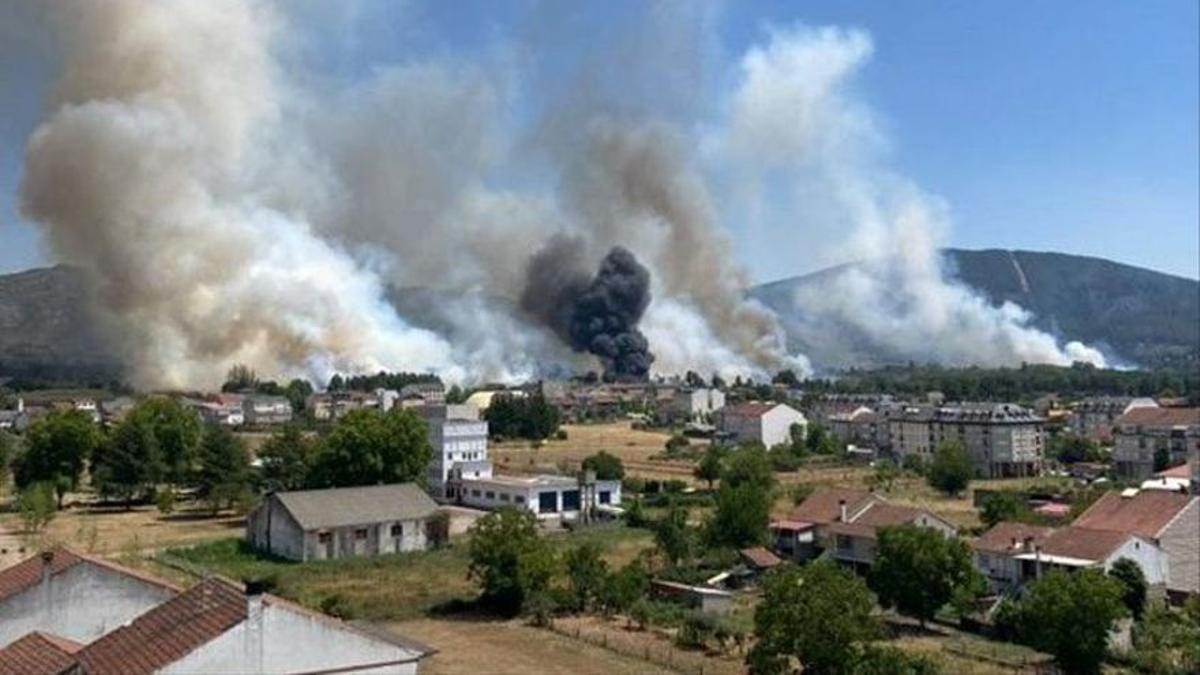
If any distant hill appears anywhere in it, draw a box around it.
[751,249,1200,370]
[0,265,122,384]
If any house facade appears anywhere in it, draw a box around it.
[890,403,1044,478]
[422,404,490,500]
[1111,407,1200,480]
[670,388,726,422]
[242,394,293,426]
[1070,396,1158,443]
[719,402,806,449]
[456,473,622,521]
[247,484,439,562]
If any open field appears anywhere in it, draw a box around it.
[392,618,677,675]
[491,422,705,482]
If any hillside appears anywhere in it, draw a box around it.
[751,249,1199,370]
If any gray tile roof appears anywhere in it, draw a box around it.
[273,484,437,530]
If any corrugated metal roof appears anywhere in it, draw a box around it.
[273,483,437,530]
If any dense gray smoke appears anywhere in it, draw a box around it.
[521,238,653,380]
[10,2,1106,388]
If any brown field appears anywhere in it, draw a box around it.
[0,502,243,569]
[392,618,677,675]
[491,422,704,483]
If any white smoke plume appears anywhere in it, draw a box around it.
[13,4,1105,389]
[717,24,1107,368]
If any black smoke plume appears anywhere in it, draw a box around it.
[521,236,655,380]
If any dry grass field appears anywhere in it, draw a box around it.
[491,422,704,483]
[392,618,677,675]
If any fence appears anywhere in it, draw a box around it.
[543,618,744,675]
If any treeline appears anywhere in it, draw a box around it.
[482,393,561,441]
[220,364,314,413]
[801,363,1198,403]
[0,401,435,526]
[327,370,441,392]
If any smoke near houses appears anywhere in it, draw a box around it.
[11,1,1106,388]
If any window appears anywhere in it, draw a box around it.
[318,532,332,544]
[486,491,495,500]
[538,492,557,513]
[500,493,510,502]
[471,489,481,497]
[390,524,403,537]
[515,495,526,504]
[355,528,368,540]
[599,490,611,504]
[562,489,580,511]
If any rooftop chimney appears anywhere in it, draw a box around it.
[838,499,847,523]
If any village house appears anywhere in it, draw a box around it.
[0,548,178,647]
[772,488,956,573]
[0,550,432,675]
[670,387,726,422]
[973,522,1168,594]
[246,484,440,562]
[1070,396,1158,443]
[890,403,1045,478]
[1111,406,1200,480]
[718,401,807,449]
[1072,487,1199,602]
[827,405,880,449]
[241,394,293,426]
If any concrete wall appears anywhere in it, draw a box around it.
[1160,499,1200,594]
[161,603,421,675]
[301,519,429,562]
[247,497,306,561]
[1102,537,1169,586]
[0,563,175,646]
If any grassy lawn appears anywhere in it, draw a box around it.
[157,526,656,622]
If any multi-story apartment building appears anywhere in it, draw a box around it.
[890,403,1044,478]
[1112,407,1200,480]
[421,404,490,500]
[1070,396,1158,442]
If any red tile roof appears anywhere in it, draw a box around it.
[1117,407,1200,427]
[0,549,82,604]
[77,578,246,675]
[1073,491,1196,539]
[1036,527,1137,562]
[1156,463,1194,479]
[973,522,1054,554]
[788,488,879,525]
[739,547,782,569]
[0,632,81,675]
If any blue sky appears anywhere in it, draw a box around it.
[1,0,1196,280]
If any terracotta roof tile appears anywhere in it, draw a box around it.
[1156,463,1194,479]
[0,632,81,675]
[1036,527,1136,562]
[788,488,879,525]
[739,547,782,569]
[973,522,1055,554]
[77,578,246,675]
[1117,407,1200,427]
[1073,491,1196,539]
[0,549,82,604]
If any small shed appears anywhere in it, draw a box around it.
[650,580,735,615]
[247,484,440,562]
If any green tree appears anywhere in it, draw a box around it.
[707,445,774,548]
[17,482,57,533]
[193,425,252,514]
[1012,569,1127,675]
[926,440,973,497]
[979,492,1028,528]
[467,509,556,616]
[581,451,624,481]
[1131,605,1200,674]
[1107,557,1148,620]
[307,408,432,488]
[694,445,724,489]
[0,430,15,488]
[599,559,649,616]
[222,363,259,392]
[654,501,695,567]
[869,525,979,627]
[14,409,103,507]
[1049,434,1100,465]
[867,460,899,493]
[564,543,609,612]
[748,562,880,675]
[1153,446,1172,473]
[122,398,202,486]
[92,415,160,507]
[283,378,314,415]
[258,424,314,492]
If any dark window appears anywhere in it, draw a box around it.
[599,490,611,504]
[538,492,557,513]
[317,532,332,544]
[355,528,368,540]
[390,524,403,537]
[562,489,580,511]
[486,491,495,499]
[500,493,510,502]
[515,495,526,504]
[472,489,481,497]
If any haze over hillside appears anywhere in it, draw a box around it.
[752,248,1198,371]
[1,248,1195,384]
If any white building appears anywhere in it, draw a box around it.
[242,394,293,426]
[457,474,622,520]
[421,404,490,500]
[246,484,440,562]
[671,388,725,422]
[719,402,806,449]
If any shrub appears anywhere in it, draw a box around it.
[155,489,177,516]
